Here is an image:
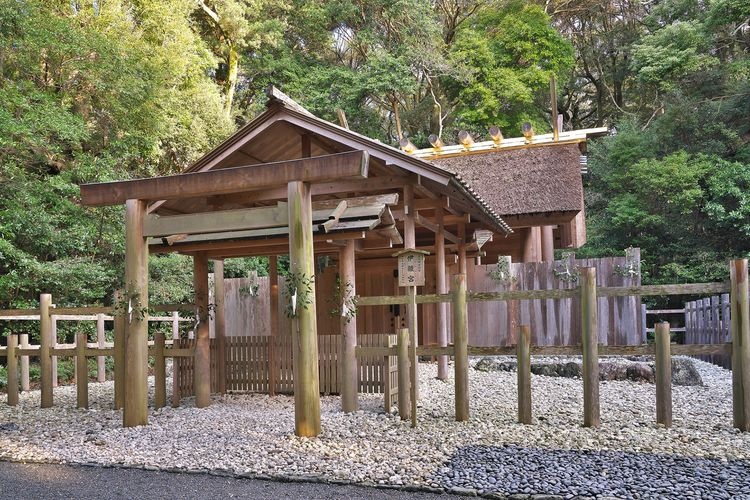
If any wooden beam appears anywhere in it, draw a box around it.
[314,193,399,210]
[123,199,149,427]
[81,151,370,207]
[150,230,367,255]
[288,180,321,437]
[415,213,459,244]
[502,212,578,229]
[207,176,409,207]
[144,203,288,237]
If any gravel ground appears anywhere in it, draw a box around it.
[1,356,749,499]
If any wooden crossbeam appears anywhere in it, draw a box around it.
[81,151,370,207]
[144,203,289,237]
[415,213,459,244]
[205,176,408,207]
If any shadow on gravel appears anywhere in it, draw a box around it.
[434,444,750,499]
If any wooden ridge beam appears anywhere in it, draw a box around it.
[81,151,370,207]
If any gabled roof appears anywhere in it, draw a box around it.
[182,87,512,234]
[431,144,584,217]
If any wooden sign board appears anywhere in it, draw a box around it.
[393,249,429,287]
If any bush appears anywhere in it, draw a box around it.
[0,365,7,389]
[56,359,75,383]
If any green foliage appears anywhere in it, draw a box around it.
[0,364,6,389]
[447,1,574,133]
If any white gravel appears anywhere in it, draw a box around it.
[1,357,749,493]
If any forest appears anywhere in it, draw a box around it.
[0,0,749,311]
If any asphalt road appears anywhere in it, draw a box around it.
[0,462,460,499]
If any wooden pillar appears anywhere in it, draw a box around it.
[397,327,410,420]
[213,259,227,394]
[154,332,166,409]
[731,259,750,431]
[655,322,672,427]
[40,293,53,408]
[453,273,469,421]
[541,226,555,262]
[517,325,531,424]
[171,311,179,340]
[75,332,88,409]
[340,239,359,412]
[171,326,181,408]
[435,208,449,380]
[521,228,534,263]
[269,255,279,396]
[96,314,106,383]
[113,289,126,410]
[20,333,29,392]
[458,223,467,274]
[581,267,600,427]
[123,199,149,427]
[193,251,211,409]
[6,334,18,406]
[288,180,321,437]
[403,184,419,411]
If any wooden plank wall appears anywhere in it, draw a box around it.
[685,294,731,368]
[451,255,643,347]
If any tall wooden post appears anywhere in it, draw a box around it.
[269,255,279,396]
[194,251,211,408]
[75,332,88,409]
[435,207,449,380]
[340,239,359,412]
[40,293,53,408]
[123,199,149,427]
[154,332,166,409]
[403,184,419,409]
[397,327,411,420]
[458,223,467,274]
[288,180,321,437]
[213,259,227,394]
[655,322,672,427]
[96,314,106,383]
[113,289,126,410]
[517,325,531,424]
[453,273,469,421]
[6,334,18,406]
[731,259,750,431]
[19,333,29,392]
[581,267,600,427]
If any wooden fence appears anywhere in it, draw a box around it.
[685,294,732,368]
[356,259,749,431]
[172,333,398,409]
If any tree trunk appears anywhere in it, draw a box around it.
[223,42,239,117]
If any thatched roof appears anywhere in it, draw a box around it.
[431,144,583,216]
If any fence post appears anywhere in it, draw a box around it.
[580,267,600,427]
[517,325,531,424]
[6,334,18,406]
[453,273,469,422]
[40,293,53,408]
[20,333,29,392]
[51,314,58,388]
[655,322,672,427]
[730,259,750,431]
[397,327,410,421]
[96,313,106,383]
[641,303,648,342]
[154,332,166,409]
[75,332,88,409]
[113,290,126,410]
[171,335,181,408]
